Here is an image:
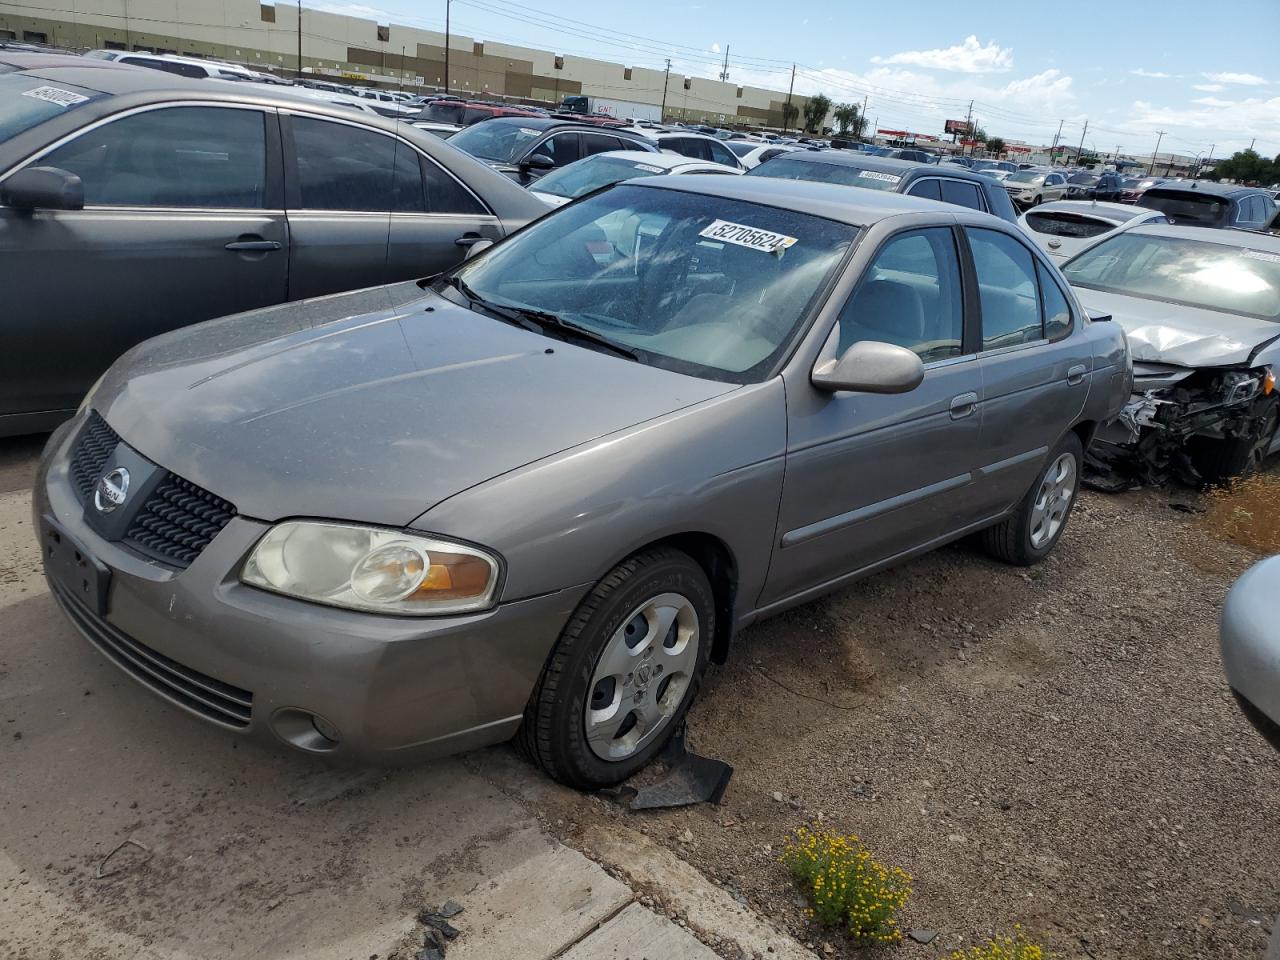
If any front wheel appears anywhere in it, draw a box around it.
[516,547,714,789]
[981,431,1083,565]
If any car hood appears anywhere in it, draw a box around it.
[94,282,734,526]
[1073,288,1280,367]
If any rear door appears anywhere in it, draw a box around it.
[0,102,285,421]
[965,225,1091,514]
[763,225,985,605]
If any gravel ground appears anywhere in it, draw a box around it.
[540,482,1279,960]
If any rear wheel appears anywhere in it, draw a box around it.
[516,547,713,790]
[982,432,1083,565]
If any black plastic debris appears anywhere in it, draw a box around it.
[416,901,465,957]
[601,723,733,810]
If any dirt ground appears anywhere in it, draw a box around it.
[534,479,1280,960]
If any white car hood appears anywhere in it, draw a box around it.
[1074,288,1280,366]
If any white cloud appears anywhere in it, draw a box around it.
[1128,95,1280,155]
[871,35,1013,74]
[1130,68,1174,79]
[1203,72,1268,86]
[710,42,720,54]
[1193,83,1224,92]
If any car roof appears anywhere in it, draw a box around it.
[479,115,645,135]
[1030,200,1155,220]
[1144,181,1265,199]
[650,130,723,143]
[1122,223,1280,249]
[589,150,704,169]
[625,172,964,227]
[766,149,999,184]
[0,52,174,94]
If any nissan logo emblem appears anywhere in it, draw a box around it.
[94,467,130,514]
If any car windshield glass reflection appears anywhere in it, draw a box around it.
[448,120,543,162]
[450,184,856,383]
[534,155,666,199]
[1064,234,1280,320]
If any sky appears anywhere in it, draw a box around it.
[313,0,1280,159]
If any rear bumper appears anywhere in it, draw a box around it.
[36,417,590,763]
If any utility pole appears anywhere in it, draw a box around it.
[1202,142,1214,179]
[962,100,974,156]
[1249,137,1256,152]
[1050,119,1063,155]
[660,58,671,120]
[1076,119,1088,164]
[1148,130,1166,175]
[719,45,729,82]
[782,63,796,134]
[860,94,868,139]
[399,45,406,90]
[296,0,302,77]
[443,0,451,93]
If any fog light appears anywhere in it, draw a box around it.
[312,714,342,743]
[270,707,341,752]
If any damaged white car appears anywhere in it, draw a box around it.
[1062,224,1280,486]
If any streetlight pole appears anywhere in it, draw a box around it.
[783,63,795,134]
[443,0,451,93]
[296,0,302,77]
[660,58,671,121]
[1148,130,1166,175]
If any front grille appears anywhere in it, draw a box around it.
[124,474,237,568]
[50,578,253,728]
[69,412,120,500]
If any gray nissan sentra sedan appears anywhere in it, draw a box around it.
[36,176,1130,789]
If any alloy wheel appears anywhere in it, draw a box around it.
[584,592,699,761]
[1029,452,1076,548]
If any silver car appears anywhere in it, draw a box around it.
[36,176,1129,788]
[1019,200,1170,261]
[1222,555,1280,752]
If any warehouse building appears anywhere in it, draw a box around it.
[0,0,810,127]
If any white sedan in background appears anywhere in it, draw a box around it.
[1019,200,1170,260]
[530,150,742,208]
[724,140,802,170]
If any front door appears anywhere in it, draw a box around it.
[0,103,286,424]
[762,226,985,606]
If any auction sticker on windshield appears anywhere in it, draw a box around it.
[633,163,663,174]
[21,85,89,108]
[857,170,901,184]
[698,219,798,253]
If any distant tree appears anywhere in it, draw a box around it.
[832,102,862,136]
[781,100,799,131]
[1213,148,1278,184]
[985,137,1006,157]
[971,125,988,143]
[802,93,832,134]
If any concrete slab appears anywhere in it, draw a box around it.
[560,902,721,960]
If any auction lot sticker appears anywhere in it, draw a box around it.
[857,170,901,184]
[21,85,89,107]
[698,219,798,253]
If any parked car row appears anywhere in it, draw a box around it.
[3,51,1276,792]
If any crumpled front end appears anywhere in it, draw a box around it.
[1087,361,1277,488]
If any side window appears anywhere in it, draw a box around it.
[907,179,942,201]
[40,106,267,208]
[837,227,965,362]
[293,116,398,210]
[939,179,984,211]
[708,141,739,168]
[582,132,618,156]
[760,149,782,163]
[421,154,487,215]
[540,133,581,167]
[1036,261,1072,341]
[967,228,1042,349]
[391,147,425,213]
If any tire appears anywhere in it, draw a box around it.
[1191,397,1279,484]
[982,431,1083,566]
[516,547,714,790]
[1033,194,1043,207]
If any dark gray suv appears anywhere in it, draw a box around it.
[0,53,547,437]
[749,151,1019,223]
[1138,181,1277,230]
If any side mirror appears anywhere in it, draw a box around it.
[521,153,555,171]
[1086,308,1113,323]
[464,238,494,259]
[811,340,925,394]
[0,166,84,212]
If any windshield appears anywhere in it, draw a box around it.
[1008,171,1045,184]
[725,142,756,157]
[449,183,857,382]
[1063,234,1280,321]
[448,119,543,162]
[747,156,902,191]
[1068,173,1097,184]
[1137,190,1230,227]
[533,154,667,199]
[0,74,105,142]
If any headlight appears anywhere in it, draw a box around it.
[241,521,500,615]
[78,372,106,415]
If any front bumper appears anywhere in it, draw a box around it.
[36,417,590,762]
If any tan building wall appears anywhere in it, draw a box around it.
[0,0,816,128]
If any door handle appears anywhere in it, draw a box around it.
[1066,364,1088,386]
[949,392,978,419]
[225,238,281,251]
[454,234,487,247]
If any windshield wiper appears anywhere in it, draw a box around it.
[443,277,638,361]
